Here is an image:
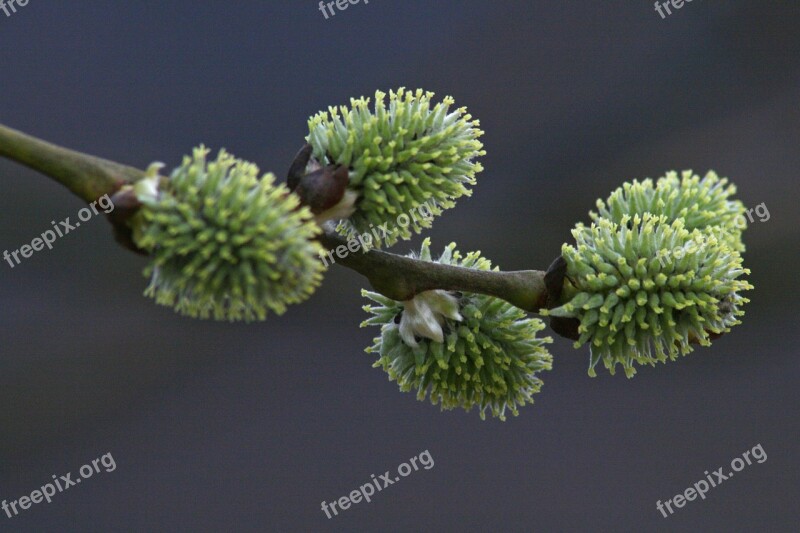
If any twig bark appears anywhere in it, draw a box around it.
[0,123,143,201]
[319,232,546,311]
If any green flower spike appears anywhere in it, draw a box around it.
[544,213,752,378]
[307,88,485,247]
[591,170,747,251]
[132,146,325,321]
[362,239,553,420]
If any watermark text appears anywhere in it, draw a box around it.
[321,449,434,519]
[656,443,766,517]
[3,194,115,269]
[0,0,31,18]
[2,452,117,519]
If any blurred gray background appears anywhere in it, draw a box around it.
[1,1,798,531]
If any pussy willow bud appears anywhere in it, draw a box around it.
[306,88,485,247]
[591,170,747,251]
[543,214,752,377]
[362,239,553,420]
[131,146,325,321]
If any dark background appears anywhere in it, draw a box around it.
[1,2,798,531]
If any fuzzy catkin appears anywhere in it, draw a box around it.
[362,239,553,420]
[545,214,752,377]
[591,170,747,251]
[306,88,485,247]
[133,147,325,321]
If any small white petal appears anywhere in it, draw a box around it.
[397,290,463,346]
[134,175,161,204]
[399,312,419,347]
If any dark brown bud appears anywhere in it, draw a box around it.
[286,143,349,215]
[106,187,148,255]
[545,255,580,341]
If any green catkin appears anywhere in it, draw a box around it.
[307,88,485,247]
[591,170,747,251]
[132,147,325,322]
[362,239,553,420]
[545,214,752,377]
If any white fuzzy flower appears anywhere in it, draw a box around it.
[133,162,165,204]
[398,290,462,347]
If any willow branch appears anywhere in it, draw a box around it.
[0,121,548,311]
[0,123,144,201]
[319,232,547,311]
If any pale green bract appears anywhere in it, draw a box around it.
[362,239,553,420]
[306,88,485,247]
[545,213,752,377]
[132,147,325,322]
